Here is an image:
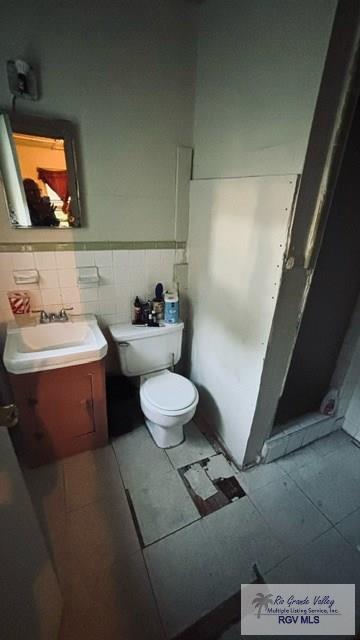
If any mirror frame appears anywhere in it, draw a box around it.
[1,111,82,228]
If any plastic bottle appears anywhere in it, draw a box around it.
[133,296,142,324]
[164,287,179,324]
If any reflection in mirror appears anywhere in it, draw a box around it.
[0,113,82,228]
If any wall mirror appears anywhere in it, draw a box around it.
[0,112,82,228]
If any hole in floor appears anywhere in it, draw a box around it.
[179,453,246,517]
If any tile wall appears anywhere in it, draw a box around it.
[0,248,187,327]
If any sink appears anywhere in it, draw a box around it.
[4,314,108,374]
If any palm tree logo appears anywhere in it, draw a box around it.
[252,592,273,618]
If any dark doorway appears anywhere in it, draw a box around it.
[274,97,360,427]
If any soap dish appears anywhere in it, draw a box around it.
[13,269,39,285]
[77,266,99,288]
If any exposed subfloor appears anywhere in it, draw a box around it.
[22,423,360,639]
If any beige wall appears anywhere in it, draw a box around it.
[188,0,337,465]
[0,0,197,243]
[193,0,337,179]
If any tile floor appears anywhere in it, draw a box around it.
[22,424,360,639]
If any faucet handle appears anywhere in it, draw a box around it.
[59,307,73,321]
[33,309,50,323]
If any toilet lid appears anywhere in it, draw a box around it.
[142,373,197,411]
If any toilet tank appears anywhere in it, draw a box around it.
[109,322,184,376]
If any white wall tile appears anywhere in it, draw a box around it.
[82,301,99,314]
[99,301,117,315]
[116,287,132,320]
[175,248,187,263]
[58,269,77,288]
[98,313,119,326]
[98,266,114,284]
[129,250,145,269]
[145,250,162,294]
[161,249,175,264]
[94,251,113,267]
[112,250,129,268]
[174,263,188,291]
[79,287,98,302]
[60,288,81,304]
[98,285,116,301]
[113,264,130,284]
[74,251,95,267]
[14,253,35,270]
[0,271,16,290]
[0,248,179,330]
[34,252,57,270]
[46,303,63,314]
[0,253,16,271]
[0,292,13,321]
[13,282,39,291]
[28,290,43,309]
[55,252,77,269]
[41,289,62,306]
[39,270,59,289]
[68,302,83,316]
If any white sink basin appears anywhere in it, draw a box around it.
[4,315,108,374]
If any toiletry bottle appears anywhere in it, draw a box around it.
[164,287,179,324]
[153,282,164,322]
[133,296,142,324]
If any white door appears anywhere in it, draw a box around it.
[0,418,63,639]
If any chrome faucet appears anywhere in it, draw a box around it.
[33,308,73,323]
[33,309,50,324]
[58,308,73,322]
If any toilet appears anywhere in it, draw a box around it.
[109,321,198,448]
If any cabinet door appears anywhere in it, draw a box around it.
[11,361,108,466]
[35,369,96,439]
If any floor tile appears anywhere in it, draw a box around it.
[205,453,235,479]
[202,497,289,584]
[22,460,65,524]
[248,476,331,554]
[63,446,125,512]
[60,551,165,640]
[335,507,360,550]
[144,497,288,639]
[236,459,286,495]
[165,421,216,469]
[266,527,360,589]
[65,495,140,582]
[144,518,225,638]
[309,429,352,458]
[276,442,321,474]
[290,445,360,524]
[266,528,360,636]
[22,461,67,584]
[130,469,200,545]
[112,425,173,492]
[184,463,218,499]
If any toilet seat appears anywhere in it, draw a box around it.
[141,371,197,413]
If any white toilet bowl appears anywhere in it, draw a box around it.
[109,321,198,449]
[140,370,199,448]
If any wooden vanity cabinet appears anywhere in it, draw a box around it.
[10,359,108,467]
